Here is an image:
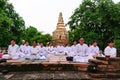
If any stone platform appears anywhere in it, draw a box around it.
[0,55,120,80]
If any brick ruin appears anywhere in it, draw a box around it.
[52,12,69,46]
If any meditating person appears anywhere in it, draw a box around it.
[22,41,31,58]
[19,40,25,53]
[76,38,88,56]
[38,42,46,56]
[29,40,40,60]
[19,40,26,58]
[64,44,72,56]
[2,39,19,59]
[44,42,50,55]
[74,38,88,62]
[55,43,65,55]
[104,40,117,57]
[47,43,55,54]
[71,41,77,55]
[87,40,100,59]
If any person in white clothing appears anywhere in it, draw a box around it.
[104,40,117,57]
[47,43,55,54]
[29,40,40,60]
[19,40,26,58]
[55,43,65,55]
[19,40,25,53]
[2,39,19,59]
[71,41,77,55]
[38,42,46,56]
[74,38,88,62]
[87,40,100,59]
[64,44,72,56]
[22,41,31,58]
[76,38,88,56]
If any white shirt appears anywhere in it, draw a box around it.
[88,45,100,56]
[56,45,65,53]
[104,46,117,57]
[65,46,71,53]
[8,44,19,55]
[71,45,77,53]
[39,46,45,53]
[24,45,31,54]
[48,46,54,52]
[30,46,40,55]
[19,45,25,52]
[76,43,88,55]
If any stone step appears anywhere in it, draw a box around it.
[0,60,90,72]
[0,71,91,80]
[89,73,120,78]
[96,57,120,61]
[89,59,108,65]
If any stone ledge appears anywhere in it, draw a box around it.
[0,71,91,80]
[89,73,120,78]
[89,59,108,65]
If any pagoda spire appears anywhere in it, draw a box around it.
[57,12,65,29]
[58,12,64,24]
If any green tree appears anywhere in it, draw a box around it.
[68,0,120,50]
[0,0,25,47]
[23,26,52,46]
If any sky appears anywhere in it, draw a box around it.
[8,0,120,35]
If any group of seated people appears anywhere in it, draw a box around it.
[1,37,117,62]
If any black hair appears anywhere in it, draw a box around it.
[11,38,16,42]
[33,40,37,43]
[92,40,98,44]
[25,40,29,43]
[108,39,114,43]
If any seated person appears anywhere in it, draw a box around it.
[76,38,88,56]
[47,43,55,54]
[74,38,88,62]
[70,41,77,56]
[39,42,46,56]
[2,39,19,59]
[104,40,117,57]
[19,40,25,54]
[87,40,100,59]
[20,41,31,58]
[55,43,65,55]
[64,44,72,56]
[29,40,40,60]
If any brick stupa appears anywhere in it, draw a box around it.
[52,12,69,46]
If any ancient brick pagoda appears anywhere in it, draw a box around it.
[52,12,69,46]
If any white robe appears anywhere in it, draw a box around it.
[65,46,74,56]
[20,45,31,58]
[73,44,88,62]
[76,43,88,56]
[104,46,117,57]
[70,45,77,56]
[19,45,25,53]
[55,46,65,55]
[29,46,40,60]
[88,45,99,55]
[19,45,25,58]
[39,46,46,56]
[2,44,19,59]
[47,46,55,54]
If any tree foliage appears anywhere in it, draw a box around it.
[68,0,120,50]
[22,26,52,46]
[0,0,25,47]
[0,0,52,47]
